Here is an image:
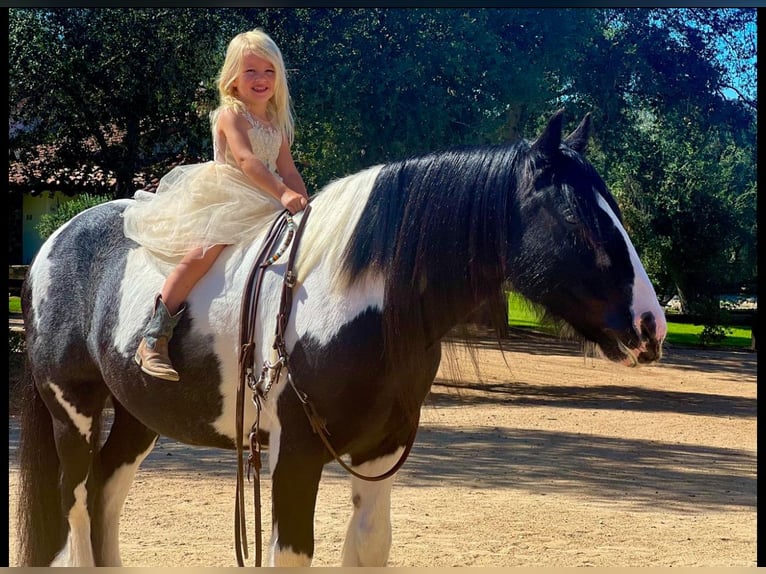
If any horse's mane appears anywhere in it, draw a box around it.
[342,143,528,276]
[331,142,534,374]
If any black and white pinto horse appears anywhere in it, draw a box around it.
[16,111,666,567]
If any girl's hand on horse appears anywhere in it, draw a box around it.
[280,187,307,214]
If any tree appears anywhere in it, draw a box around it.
[9,8,242,197]
[613,107,756,313]
[652,8,757,111]
[242,8,602,189]
[9,7,756,324]
[568,8,757,318]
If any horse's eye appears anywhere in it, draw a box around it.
[562,206,578,225]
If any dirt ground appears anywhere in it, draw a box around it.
[7,331,757,567]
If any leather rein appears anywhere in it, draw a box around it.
[234,205,417,566]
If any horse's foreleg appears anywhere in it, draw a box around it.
[92,400,158,566]
[340,448,402,566]
[268,442,325,566]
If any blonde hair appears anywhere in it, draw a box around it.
[210,29,295,144]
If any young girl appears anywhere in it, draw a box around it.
[123,29,308,381]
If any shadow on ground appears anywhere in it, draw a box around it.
[8,330,756,517]
[8,415,754,514]
[427,380,756,418]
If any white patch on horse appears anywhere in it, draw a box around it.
[299,269,384,347]
[204,246,278,442]
[28,222,69,333]
[294,165,383,290]
[203,167,384,442]
[276,164,386,347]
[263,423,282,475]
[50,480,93,567]
[48,382,93,443]
[114,219,270,444]
[341,449,401,566]
[99,438,158,566]
[113,248,167,355]
[596,194,667,340]
[269,539,312,567]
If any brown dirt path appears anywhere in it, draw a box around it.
[7,332,757,567]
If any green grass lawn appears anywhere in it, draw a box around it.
[8,295,754,350]
[661,320,752,348]
[9,296,21,313]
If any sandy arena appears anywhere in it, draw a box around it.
[8,331,757,567]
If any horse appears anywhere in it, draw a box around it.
[15,110,666,567]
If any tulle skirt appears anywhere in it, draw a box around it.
[123,161,283,265]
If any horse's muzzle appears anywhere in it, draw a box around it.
[635,311,664,363]
[599,311,665,367]
[617,311,665,366]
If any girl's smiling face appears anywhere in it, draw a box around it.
[233,53,276,111]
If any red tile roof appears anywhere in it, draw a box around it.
[9,123,205,195]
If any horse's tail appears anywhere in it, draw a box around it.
[15,355,66,566]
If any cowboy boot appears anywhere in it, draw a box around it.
[134,294,186,381]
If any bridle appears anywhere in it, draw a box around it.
[234,204,417,566]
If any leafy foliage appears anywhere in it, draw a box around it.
[36,193,112,240]
[9,8,243,196]
[9,8,757,328]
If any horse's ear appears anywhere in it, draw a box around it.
[532,108,565,157]
[563,113,591,154]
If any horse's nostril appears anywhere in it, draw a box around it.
[640,311,656,339]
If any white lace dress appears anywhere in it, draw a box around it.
[123,111,284,265]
